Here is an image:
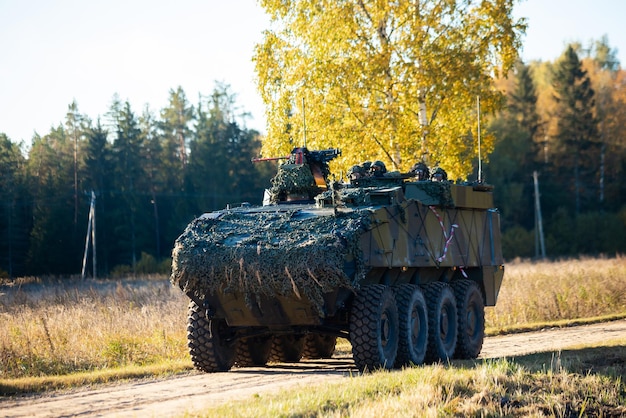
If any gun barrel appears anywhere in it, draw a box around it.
[251,156,289,163]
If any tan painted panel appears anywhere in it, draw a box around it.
[364,198,503,269]
[450,184,494,208]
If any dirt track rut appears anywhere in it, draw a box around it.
[1,319,625,418]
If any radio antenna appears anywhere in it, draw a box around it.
[302,97,307,148]
[477,96,483,183]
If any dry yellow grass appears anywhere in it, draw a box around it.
[0,278,189,379]
[1,257,625,382]
[486,256,626,330]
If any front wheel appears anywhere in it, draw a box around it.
[423,282,458,363]
[187,301,236,372]
[350,285,399,372]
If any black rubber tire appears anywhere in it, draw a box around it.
[187,301,236,372]
[393,284,428,367]
[234,335,273,367]
[268,334,304,363]
[302,334,337,359]
[452,280,485,359]
[349,284,399,372]
[422,282,458,363]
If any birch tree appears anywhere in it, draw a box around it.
[254,0,525,178]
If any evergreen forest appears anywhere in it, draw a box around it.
[488,39,626,259]
[0,84,275,278]
[1,40,626,279]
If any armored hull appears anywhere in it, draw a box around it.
[171,150,504,372]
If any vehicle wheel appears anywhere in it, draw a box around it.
[187,301,236,372]
[393,284,428,367]
[422,282,458,363]
[268,334,304,363]
[452,280,485,359]
[234,335,273,367]
[350,284,399,372]
[302,334,337,359]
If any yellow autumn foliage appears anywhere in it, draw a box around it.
[254,0,526,179]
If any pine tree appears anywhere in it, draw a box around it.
[26,127,78,274]
[160,86,194,171]
[487,61,540,233]
[552,46,599,214]
[139,107,165,258]
[110,101,144,273]
[190,84,271,211]
[82,120,112,274]
[510,62,542,152]
[0,134,29,277]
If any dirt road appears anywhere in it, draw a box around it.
[2,319,625,418]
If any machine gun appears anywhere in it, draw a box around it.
[252,147,341,166]
[283,147,341,186]
[253,147,342,200]
[305,148,341,165]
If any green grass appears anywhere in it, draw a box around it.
[188,339,626,417]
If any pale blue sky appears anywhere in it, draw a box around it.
[1,0,625,144]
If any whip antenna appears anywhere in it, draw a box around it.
[302,97,307,148]
[477,96,482,183]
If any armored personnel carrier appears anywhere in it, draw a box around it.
[171,147,504,372]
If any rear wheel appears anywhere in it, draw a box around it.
[302,334,337,359]
[452,280,485,359]
[350,284,399,372]
[393,284,428,367]
[234,335,273,367]
[187,301,236,372]
[268,334,304,363]
[423,282,458,363]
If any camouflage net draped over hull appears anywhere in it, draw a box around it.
[315,180,454,208]
[417,181,455,208]
[170,208,370,316]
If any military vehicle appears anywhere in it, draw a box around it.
[171,147,504,372]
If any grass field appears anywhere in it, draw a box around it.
[197,342,626,417]
[486,256,626,332]
[0,277,189,380]
[1,256,625,411]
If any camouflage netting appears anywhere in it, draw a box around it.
[267,163,323,203]
[170,208,371,316]
[316,187,371,207]
[315,180,454,208]
[416,181,455,207]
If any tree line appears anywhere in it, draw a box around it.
[488,37,626,258]
[0,84,274,278]
[2,41,626,278]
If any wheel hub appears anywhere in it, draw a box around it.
[381,312,390,346]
